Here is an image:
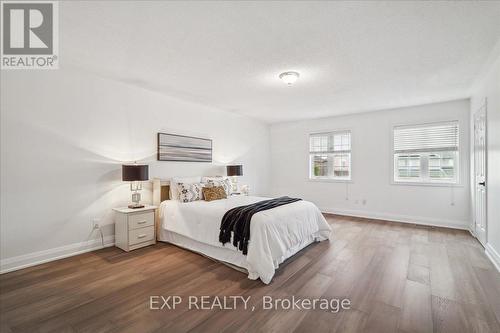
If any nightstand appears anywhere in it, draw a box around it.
[233,184,249,196]
[113,205,157,251]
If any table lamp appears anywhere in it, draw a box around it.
[226,165,243,193]
[122,164,149,209]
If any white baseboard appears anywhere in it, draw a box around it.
[0,209,473,274]
[0,236,115,274]
[485,243,500,273]
[320,207,469,230]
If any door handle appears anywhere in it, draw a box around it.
[479,181,486,186]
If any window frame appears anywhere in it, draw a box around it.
[391,121,461,186]
[308,130,352,182]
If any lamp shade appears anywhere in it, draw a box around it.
[226,165,243,177]
[122,164,149,181]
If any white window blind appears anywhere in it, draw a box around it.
[394,122,459,153]
[393,121,459,184]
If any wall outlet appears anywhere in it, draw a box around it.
[362,199,367,205]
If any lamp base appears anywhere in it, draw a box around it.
[129,191,144,209]
[128,204,145,209]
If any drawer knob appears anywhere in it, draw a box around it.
[137,234,147,239]
[137,220,147,224]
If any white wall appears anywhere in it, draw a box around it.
[270,99,471,228]
[0,68,270,272]
[470,54,500,270]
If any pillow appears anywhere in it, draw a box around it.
[201,176,224,183]
[178,182,204,203]
[202,186,227,202]
[170,176,202,200]
[202,176,231,195]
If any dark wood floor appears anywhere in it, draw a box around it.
[1,215,499,333]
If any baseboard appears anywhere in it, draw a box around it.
[321,207,469,230]
[0,209,472,274]
[0,236,115,274]
[485,243,500,273]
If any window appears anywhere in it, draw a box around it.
[393,122,459,184]
[309,131,351,180]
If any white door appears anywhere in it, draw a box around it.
[474,101,487,246]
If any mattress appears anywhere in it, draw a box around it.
[159,195,331,283]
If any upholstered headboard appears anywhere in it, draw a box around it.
[153,178,170,205]
[153,178,170,240]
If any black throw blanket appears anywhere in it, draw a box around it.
[219,196,302,255]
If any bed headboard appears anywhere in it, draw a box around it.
[153,178,170,240]
[153,178,170,206]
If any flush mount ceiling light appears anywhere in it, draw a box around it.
[279,71,300,85]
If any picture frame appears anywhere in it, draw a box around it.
[157,132,212,162]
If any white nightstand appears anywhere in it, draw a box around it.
[230,185,249,196]
[113,205,157,251]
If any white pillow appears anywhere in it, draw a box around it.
[177,182,204,203]
[201,176,224,182]
[170,176,202,200]
[202,176,231,196]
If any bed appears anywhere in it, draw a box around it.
[153,178,332,284]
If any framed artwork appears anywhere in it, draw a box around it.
[157,132,212,162]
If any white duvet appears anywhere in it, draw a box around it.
[159,196,332,284]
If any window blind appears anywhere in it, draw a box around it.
[394,122,458,153]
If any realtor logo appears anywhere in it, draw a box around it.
[1,0,58,69]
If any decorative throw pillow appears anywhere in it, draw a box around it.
[203,177,231,196]
[202,186,227,202]
[170,176,202,200]
[201,176,224,182]
[177,182,204,203]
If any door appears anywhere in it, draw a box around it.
[474,101,487,246]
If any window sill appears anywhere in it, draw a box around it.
[308,178,353,183]
[391,180,463,187]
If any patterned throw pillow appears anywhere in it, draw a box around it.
[202,186,227,202]
[203,177,231,196]
[177,182,204,203]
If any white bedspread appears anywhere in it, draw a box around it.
[159,196,332,283]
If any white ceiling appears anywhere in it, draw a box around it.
[62,1,500,123]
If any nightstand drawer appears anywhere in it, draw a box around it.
[129,226,155,245]
[128,212,154,230]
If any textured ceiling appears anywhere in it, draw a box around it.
[62,1,500,123]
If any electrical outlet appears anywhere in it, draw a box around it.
[362,199,367,205]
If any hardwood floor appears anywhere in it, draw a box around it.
[1,215,499,333]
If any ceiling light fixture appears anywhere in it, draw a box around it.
[279,71,300,85]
